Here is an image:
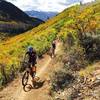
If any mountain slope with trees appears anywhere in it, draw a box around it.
[0,0,44,39]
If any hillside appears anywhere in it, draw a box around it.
[0,0,43,38]
[0,1,100,99]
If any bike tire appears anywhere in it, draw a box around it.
[22,71,29,86]
[23,84,32,92]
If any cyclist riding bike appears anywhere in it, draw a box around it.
[51,40,56,58]
[24,46,37,84]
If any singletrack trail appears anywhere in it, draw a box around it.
[0,41,61,100]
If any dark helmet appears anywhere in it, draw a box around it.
[28,46,33,52]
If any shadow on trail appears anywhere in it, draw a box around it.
[23,80,45,92]
[33,80,45,89]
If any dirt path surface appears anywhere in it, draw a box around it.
[0,42,61,100]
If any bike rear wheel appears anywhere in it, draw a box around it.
[22,71,29,86]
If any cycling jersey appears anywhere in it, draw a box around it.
[26,51,37,64]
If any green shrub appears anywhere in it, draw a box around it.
[80,35,100,61]
[63,45,88,71]
[51,68,74,91]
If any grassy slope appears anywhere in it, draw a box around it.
[0,1,100,83]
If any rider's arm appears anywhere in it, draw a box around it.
[23,52,28,61]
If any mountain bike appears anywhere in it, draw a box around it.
[21,62,39,92]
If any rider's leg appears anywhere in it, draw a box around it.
[29,67,34,78]
[32,66,36,77]
[28,63,34,81]
[29,67,35,86]
[31,62,36,79]
[31,66,37,87]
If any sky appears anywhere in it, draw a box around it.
[6,0,95,12]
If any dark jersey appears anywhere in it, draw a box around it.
[26,51,37,63]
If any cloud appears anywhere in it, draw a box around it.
[82,0,95,3]
[6,0,95,12]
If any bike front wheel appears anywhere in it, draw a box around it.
[22,71,29,86]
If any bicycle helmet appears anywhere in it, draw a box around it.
[28,46,33,52]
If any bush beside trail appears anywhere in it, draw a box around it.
[49,2,100,98]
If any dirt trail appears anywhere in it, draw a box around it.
[0,41,61,100]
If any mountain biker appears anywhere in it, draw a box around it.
[24,46,37,83]
[51,40,56,58]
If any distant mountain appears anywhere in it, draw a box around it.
[25,10,58,21]
[0,0,44,35]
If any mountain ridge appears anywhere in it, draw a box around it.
[26,10,58,21]
[0,0,44,36]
